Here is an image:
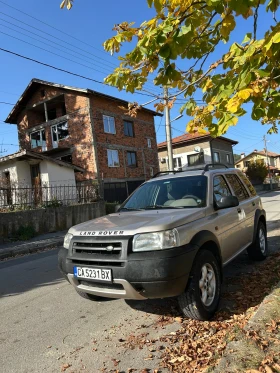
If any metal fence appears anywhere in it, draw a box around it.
[0,183,101,210]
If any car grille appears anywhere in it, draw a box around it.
[70,237,129,267]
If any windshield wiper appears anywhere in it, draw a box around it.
[143,205,184,209]
[119,207,144,211]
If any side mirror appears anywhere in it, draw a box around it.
[115,204,121,213]
[215,195,239,210]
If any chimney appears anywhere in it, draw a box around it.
[241,153,245,159]
[254,149,258,152]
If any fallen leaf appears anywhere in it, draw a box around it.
[61,364,71,372]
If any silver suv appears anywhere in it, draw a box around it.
[58,165,267,320]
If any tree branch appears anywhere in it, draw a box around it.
[168,60,224,99]
[253,1,260,40]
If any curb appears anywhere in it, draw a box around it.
[213,282,280,372]
[0,237,64,260]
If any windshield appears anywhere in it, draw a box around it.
[121,175,207,210]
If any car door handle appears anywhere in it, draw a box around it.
[237,208,241,213]
[252,201,256,206]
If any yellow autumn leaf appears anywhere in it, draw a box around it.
[169,0,192,11]
[220,14,236,38]
[226,97,241,113]
[202,78,213,92]
[208,104,215,111]
[197,127,208,134]
[272,32,280,44]
[238,89,253,100]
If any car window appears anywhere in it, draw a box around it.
[213,175,232,202]
[121,175,207,209]
[225,174,250,201]
[237,171,257,196]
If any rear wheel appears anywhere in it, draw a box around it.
[247,221,267,261]
[178,250,221,321]
[75,289,100,301]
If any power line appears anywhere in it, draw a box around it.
[0,89,19,96]
[0,47,156,99]
[0,30,113,77]
[0,101,14,105]
[0,19,116,73]
[0,0,122,59]
[0,9,161,95]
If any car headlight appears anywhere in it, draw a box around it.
[63,233,73,249]
[133,229,179,252]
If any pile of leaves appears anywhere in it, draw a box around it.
[121,252,280,373]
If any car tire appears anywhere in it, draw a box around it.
[75,289,100,301]
[178,249,221,321]
[247,221,268,261]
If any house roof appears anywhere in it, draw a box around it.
[0,149,84,172]
[157,132,238,149]
[235,149,280,165]
[4,79,162,124]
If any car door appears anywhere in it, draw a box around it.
[225,173,255,247]
[212,174,244,263]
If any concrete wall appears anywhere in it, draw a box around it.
[39,160,76,186]
[158,140,211,171]
[0,160,19,184]
[0,201,105,241]
[16,161,32,185]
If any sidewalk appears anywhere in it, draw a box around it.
[0,230,66,260]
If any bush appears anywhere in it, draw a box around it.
[105,202,120,214]
[16,225,36,241]
[246,160,268,184]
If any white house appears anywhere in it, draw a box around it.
[0,150,84,207]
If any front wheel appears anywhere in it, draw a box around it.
[178,250,221,320]
[247,221,268,261]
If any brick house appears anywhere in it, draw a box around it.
[158,132,238,171]
[5,79,161,202]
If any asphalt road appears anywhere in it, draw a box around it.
[1,191,280,373]
[261,189,280,226]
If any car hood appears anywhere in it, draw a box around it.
[69,209,206,237]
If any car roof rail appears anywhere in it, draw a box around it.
[202,163,228,174]
[152,170,183,178]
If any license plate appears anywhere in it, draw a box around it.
[74,266,111,281]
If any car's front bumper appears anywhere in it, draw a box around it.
[58,243,198,300]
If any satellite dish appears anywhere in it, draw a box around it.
[194,146,201,152]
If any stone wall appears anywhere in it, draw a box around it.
[0,201,105,241]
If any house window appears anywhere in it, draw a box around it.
[245,160,250,167]
[147,138,152,148]
[103,115,116,134]
[47,108,57,120]
[30,129,46,150]
[213,152,220,163]
[124,120,134,137]
[60,154,72,163]
[51,122,69,144]
[173,157,182,169]
[150,167,154,176]
[127,151,137,167]
[107,149,119,167]
[188,152,204,166]
[226,154,231,164]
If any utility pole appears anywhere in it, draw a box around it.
[164,87,174,171]
[263,135,272,190]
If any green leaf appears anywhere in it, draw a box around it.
[242,33,252,44]
[252,106,265,120]
[147,0,153,7]
[159,44,171,58]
